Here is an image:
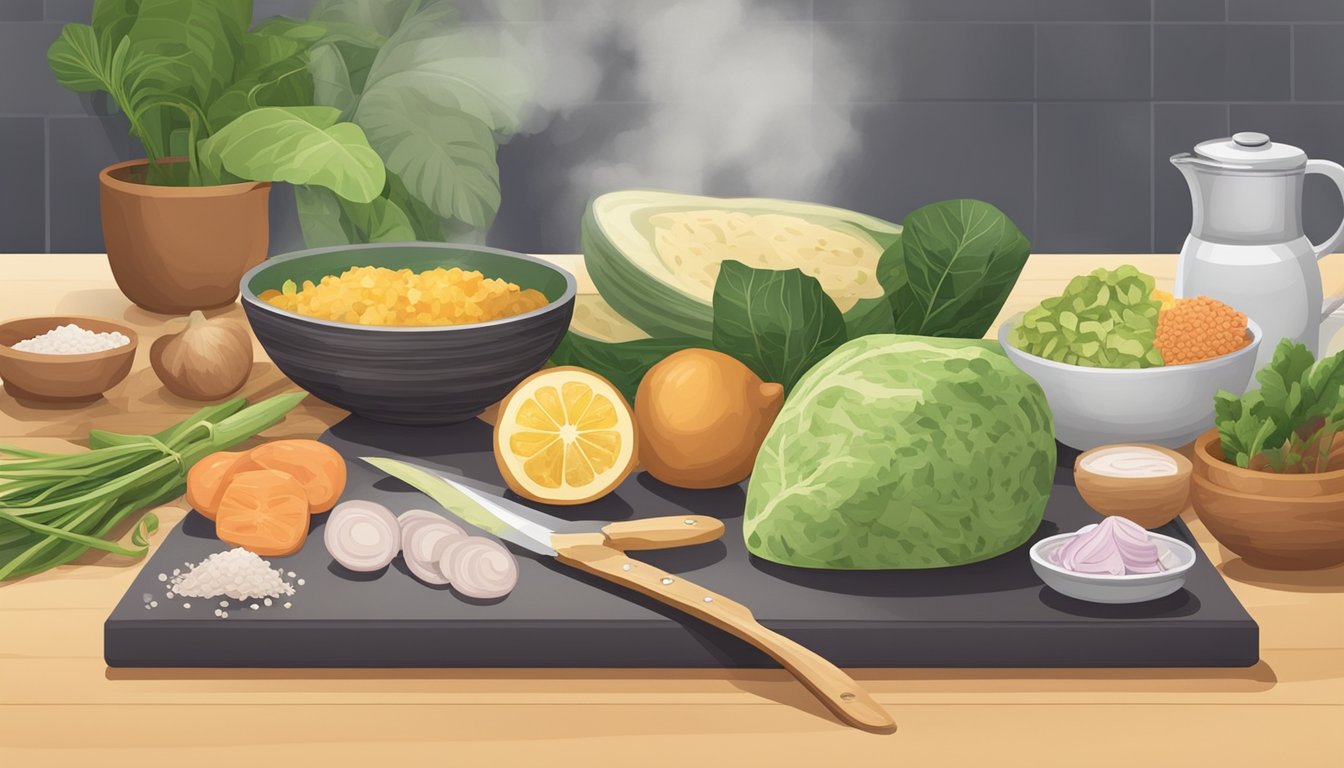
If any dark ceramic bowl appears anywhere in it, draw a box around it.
[241,243,576,425]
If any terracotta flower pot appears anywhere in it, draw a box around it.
[1189,429,1344,570]
[99,158,271,314]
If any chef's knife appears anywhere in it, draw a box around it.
[363,456,897,735]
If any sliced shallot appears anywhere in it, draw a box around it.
[398,509,465,585]
[325,500,401,572]
[439,536,518,599]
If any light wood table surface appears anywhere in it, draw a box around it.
[1,254,1342,766]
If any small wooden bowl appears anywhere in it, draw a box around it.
[0,316,138,403]
[1189,429,1344,570]
[1074,444,1193,529]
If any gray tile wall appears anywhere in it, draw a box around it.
[4,0,1344,255]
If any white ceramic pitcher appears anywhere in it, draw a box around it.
[1171,132,1344,373]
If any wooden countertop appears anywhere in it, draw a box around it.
[1,254,1342,765]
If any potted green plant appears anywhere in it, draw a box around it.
[1190,339,1344,569]
[47,0,386,314]
[287,0,531,246]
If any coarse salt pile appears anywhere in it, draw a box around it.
[11,323,130,355]
[171,547,296,601]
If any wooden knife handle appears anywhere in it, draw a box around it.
[552,537,896,735]
[600,516,725,550]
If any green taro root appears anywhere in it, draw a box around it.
[743,335,1056,570]
[1009,265,1164,368]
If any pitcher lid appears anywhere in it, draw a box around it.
[1194,132,1306,171]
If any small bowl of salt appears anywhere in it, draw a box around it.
[0,316,138,402]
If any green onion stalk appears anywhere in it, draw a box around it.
[0,392,307,581]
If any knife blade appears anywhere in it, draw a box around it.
[361,455,897,735]
[362,456,722,553]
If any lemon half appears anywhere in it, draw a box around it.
[493,367,637,505]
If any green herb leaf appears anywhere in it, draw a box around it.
[1215,339,1344,472]
[47,24,114,93]
[711,261,848,393]
[549,335,706,405]
[891,199,1031,339]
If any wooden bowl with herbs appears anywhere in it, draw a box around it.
[1188,339,1344,570]
[0,316,138,403]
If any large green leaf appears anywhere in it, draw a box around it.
[387,171,448,241]
[310,0,423,40]
[309,43,357,117]
[294,185,358,247]
[355,87,501,228]
[238,31,306,72]
[206,31,315,131]
[208,62,314,130]
[361,25,531,135]
[252,16,386,50]
[711,260,848,393]
[121,0,250,112]
[91,0,141,49]
[340,195,417,242]
[891,199,1031,339]
[199,106,385,202]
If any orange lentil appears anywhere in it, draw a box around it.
[1153,296,1250,365]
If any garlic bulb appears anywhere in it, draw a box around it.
[150,311,253,400]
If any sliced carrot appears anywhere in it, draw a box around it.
[243,439,347,513]
[214,469,311,557]
[186,451,248,521]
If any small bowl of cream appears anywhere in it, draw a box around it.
[1074,443,1193,529]
[1030,517,1197,604]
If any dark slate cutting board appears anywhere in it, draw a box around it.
[105,417,1258,668]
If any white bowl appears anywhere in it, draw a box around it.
[999,314,1261,450]
[1029,525,1197,604]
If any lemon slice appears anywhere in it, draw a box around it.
[494,367,637,505]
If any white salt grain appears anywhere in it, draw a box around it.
[214,609,222,617]
[286,571,296,578]
[250,603,259,611]
[150,601,158,608]
[171,548,295,601]
[220,611,229,619]
[183,603,191,609]
[283,602,292,609]
[11,323,131,355]
[157,573,167,582]
[297,578,305,586]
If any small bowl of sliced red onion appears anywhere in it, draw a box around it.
[1029,517,1197,604]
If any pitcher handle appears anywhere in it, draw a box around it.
[1306,159,1344,261]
